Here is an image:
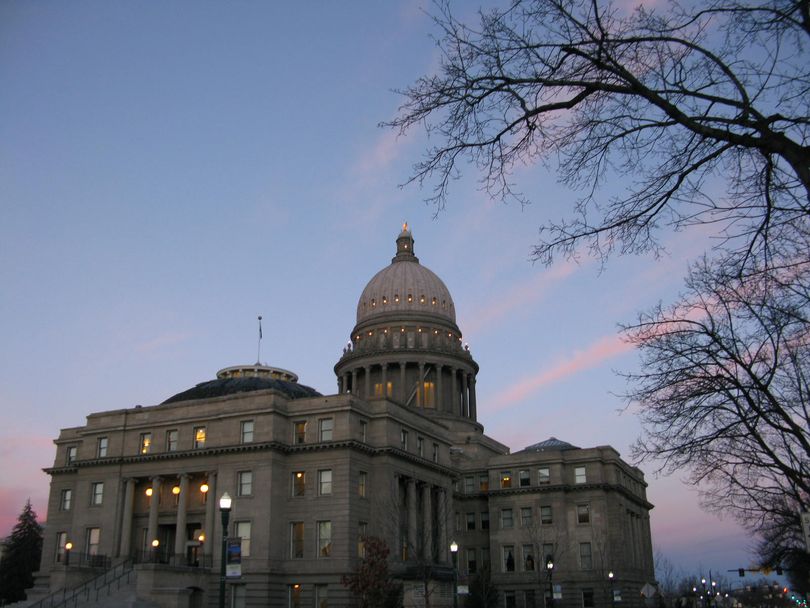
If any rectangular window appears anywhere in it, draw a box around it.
[467,548,477,574]
[235,521,251,557]
[55,531,67,562]
[358,521,368,558]
[193,426,206,449]
[464,476,475,494]
[538,467,550,484]
[480,511,490,530]
[139,433,152,454]
[521,506,532,527]
[86,527,100,555]
[479,474,489,491]
[231,585,247,608]
[292,471,306,496]
[542,544,554,564]
[505,591,516,608]
[432,443,439,462]
[60,489,72,511]
[237,471,253,497]
[577,504,590,524]
[166,429,178,452]
[580,542,593,569]
[575,466,587,484]
[319,469,333,495]
[358,471,367,497]
[519,469,531,487]
[66,445,77,465]
[422,381,435,407]
[289,584,302,608]
[466,512,476,531]
[400,429,408,450]
[294,421,307,444]
[315,584,329,608]
[540,505,553,524]
[91,482,104,505]
[501,508,513,529]
[417,436,424,456]
[317,521,332,557]
[500,471,512,488]
[319,418,333,441]
[523,544,535,571]
[373,382,393,398]
[360,420,367,442]
[290,522,304,558]
[582,590,595,608]
[503,545,515,572]
[241,420,254,444]
[97,437,108,458]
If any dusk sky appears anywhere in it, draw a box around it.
[0,0,763,580]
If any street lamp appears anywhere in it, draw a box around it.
[702,578,707,606]
[218,492,232,608]
[64,541,73,566]
[546,555,555,608]
[609,571,615,608]
[450,540,459,608]
[151,539,160,563]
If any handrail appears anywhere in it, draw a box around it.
[26,559,133,608]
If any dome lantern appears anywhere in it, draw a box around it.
[394,222,417,262]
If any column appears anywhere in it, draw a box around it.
[364,365,371,398]
[351,369,358,396]
[119,478,136,558]
[451,367,459,415]
[173,474,190,564]
[462,374,470,417]
[343,373,349,394]
[422,484,433,561]
[406,478,418,560]
[417,362,425,406]
[204,472,217,559]
[399,362,407,403]
[147,477,162,549]
[381,364,388,398]
[437,488,448,563]
[436,364,443,411]
[469,375,477,420]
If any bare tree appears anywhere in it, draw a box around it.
[387,0,810,273]
[622,255,810,549]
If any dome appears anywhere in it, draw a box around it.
[518,437,579,453]
[356,225,456,325]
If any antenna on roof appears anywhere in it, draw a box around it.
[256,315,263,364]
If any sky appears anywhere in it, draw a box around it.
[0,0,767,582]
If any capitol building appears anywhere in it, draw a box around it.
[31,226,655,608]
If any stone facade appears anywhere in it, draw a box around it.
[33,227,655,608]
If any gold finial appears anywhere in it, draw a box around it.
[402,221,408,231]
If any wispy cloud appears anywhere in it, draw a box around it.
[135,331,193,354]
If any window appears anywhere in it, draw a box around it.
[237,471,253,497]
[467,548,477,574]
[505,591,516,608]
[166,429,178,452]
[542,544,554,564]
[521,506,532,527]
[416,436,424,456]
[400,429,408,450]
[432,443,439,462]
[423,381,435,407]
[292,471,305,496]
[235,521,251,557]
[66,446,77,465]
[358,521,368,557]
[374,382,393,398]
[91,482,104,505]
[466,512,476,531]
[575,466,587,484]
[479,474,489,491]
[580,542,593,569]
[55,531,67,562]
[139,433,152,454]
[360,420,367,442]
[289,584,302,608]
[525,591,537,608]
[86,527,100,555]
[582,590,595,608]
[60,489,72,511]
[317,521,332,557]
[290,522,304,558]
[97,437,108,458]
[315,584,328,608]
[193,426,206,449]
[500,471,512,488]
[481,547,490,567]
[538,467,550,484]
[503,545,516,572]
[480,511,490,530]
[319,418,333,441]
[519,469,531,487]
[241,420,254,444]
[464,476,475,494]
[319,469,333,495]
[294,421,307,444]
[501,508,514,529]
[358,471,367,497]
[523,544,535,571]
[577,504,590,524]
[231,585,247,608]
[540,505,552,524]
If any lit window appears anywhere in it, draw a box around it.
[400,429,408,450]
[358,521,368,558]
[394,294,400,303]
[294,421,306,444]
[523,544,535,571]
[580,542,593,569]
[139,433,152,454]
[407,294,413,303]
[235,521,251,557]
[503,545,516,572]
[60,489,72,511]
[97,437,108,458]
[417,437,424,457]
[577,504,590,524]
[467,548,477,574]
[466,512,476,531]
[317,521,332,557]
[358,471,367,498]
[540,506,552,524]
[464,476,475,494]
[166,429,178,452]
[575,466,587,484]
[66,446,77,465]
[419,295,426,303]
[432,443,439,463]
[538,467,550,484]
[86,527,101,556]
[91,482,104,506]
[382,296,388,305]
[289,584,302,608]
[316,584,328,608]
[501,508,514,529]
[319,469,332,495]
[431,297,437,305]
[519,469,530,487]
[292,471,306,496]
[422,381,435,407]
[193,427,206,449]
[241,420,254,444]
[500,471,512,489]
[319,418,333,441]
[290,522,304,558]
[481,511,490,530]
[521,506,532,527]
[237,471,253,497]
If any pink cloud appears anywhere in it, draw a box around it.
[488,334,635,412]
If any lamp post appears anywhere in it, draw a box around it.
[450,540,459,608]
[151,539,160,564]
[64,541,73,566]
[218,492,232,608]
[609,571,615,608]
[546,555,554,608]
[702,578,707,607]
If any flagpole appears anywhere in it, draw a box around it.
[257,316,263,364]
